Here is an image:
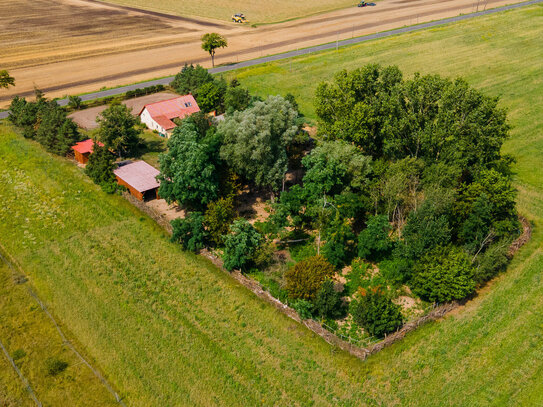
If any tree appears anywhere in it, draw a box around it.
[170,212,207,253]
[350,287,404,338]
[358,215,393,261]
[222,219,262,271]
[314,280,344,319]
[302,140,372,200]
[196,78,227,113]
[410,246,476,303]
[97,103,141,158]
[85,142,117,192]
[225,85,251,114]
[204,196,237,246]
[158,122,219,210]
[219,95,299,192]
[171,64,214,97]
[35,102,79,155]
[322,214,356,268]
[201,33,228,68]
[285,255,335,300]
[0,70,15,89]
[68,95,82,109]
[314,64,510,174]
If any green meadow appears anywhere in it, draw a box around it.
[1,3,542,405]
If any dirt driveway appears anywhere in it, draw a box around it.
[68,92,177,129]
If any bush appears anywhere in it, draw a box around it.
[473,240,510,284]
[411,246,476,303]
[314,280,344,319]
[378,258,411,285]
[285,255,335,300]
[222,219,262,271]
[170,212,207,253]
[291,299,315,320]
[322,215,355,268]
[358,215,393,261]
[45,357,68,376]
[204,196,237,246]
[350,287,404,338]
[344,258,369,296]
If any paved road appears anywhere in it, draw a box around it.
[0,0,540,121]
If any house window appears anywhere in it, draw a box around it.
[184,102,192,107]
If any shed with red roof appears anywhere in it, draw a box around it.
[139,95,200,137]
[72,139,104,164]
[114,161,161,201]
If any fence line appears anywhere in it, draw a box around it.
[0,338,42,407]
[0,245,126,407]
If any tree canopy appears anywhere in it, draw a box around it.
[97,103,141,158]
[201,33,228,68]
[0,70,15,89]
[219,95,299,192]
[171,64,214,97]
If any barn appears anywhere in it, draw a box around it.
[139,95,200,137]
[71,138,104,164]
[114,161,160,201]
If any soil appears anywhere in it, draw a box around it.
[0,0,525,107]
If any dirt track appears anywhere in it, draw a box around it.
[0,0,526,106]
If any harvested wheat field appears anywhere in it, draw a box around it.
[0,0,525,107]
[98,0,357,24]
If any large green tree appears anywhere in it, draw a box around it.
[315,64,510,174]
[85,142,117,192]
[222,219,262,271]
[171,64,214,97]
[97,103,141,158]
[158,122,219,210]
[201,33,228,68]
[219,95,299,192]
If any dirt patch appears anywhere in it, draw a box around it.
[68,92,177,129]
[145,198,185,223]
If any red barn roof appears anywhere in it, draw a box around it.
[72,139,104,154]
[139,95,200,130]
[113,161,160,193]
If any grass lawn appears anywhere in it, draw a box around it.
[0,262,118,406]
[1,4,543,406]
[100,0,355,24]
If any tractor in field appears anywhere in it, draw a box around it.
[357,1,368,6]
[232,13,248,23]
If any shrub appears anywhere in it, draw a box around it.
[291,299,315,320]
[314,280,344,319]
[322,215,356,268]
[378,258,411,285]
[350,287,404,338]
[204,196,237,246]
[11,349,26,361]
[358,215,393,261]
[222,219,262,271]
[170,212,207,253]
[411,246,476,303]
[45,357,68,376]
[285,255,335,300]
[473,240,510,284]
[344,258,369,296]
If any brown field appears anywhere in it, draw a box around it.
[0,0,525,108]
[99,0,357,24]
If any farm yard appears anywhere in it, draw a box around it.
[1,3,543,405]
[0,0,525,107]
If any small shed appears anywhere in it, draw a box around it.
[114,161,161,201]
[72,139,104,164]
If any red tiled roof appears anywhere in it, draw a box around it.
[72,138,104,154]
[113,161,160,193]
[153,115,176,130]
[139,95,200,127]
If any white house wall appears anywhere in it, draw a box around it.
[140,108,167,135]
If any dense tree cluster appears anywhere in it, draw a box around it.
[9,91,80,155]
[165,64,519,339]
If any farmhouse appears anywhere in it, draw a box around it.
[71,138,104,164]
[139,95,200,137]
[114,160,160,201]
